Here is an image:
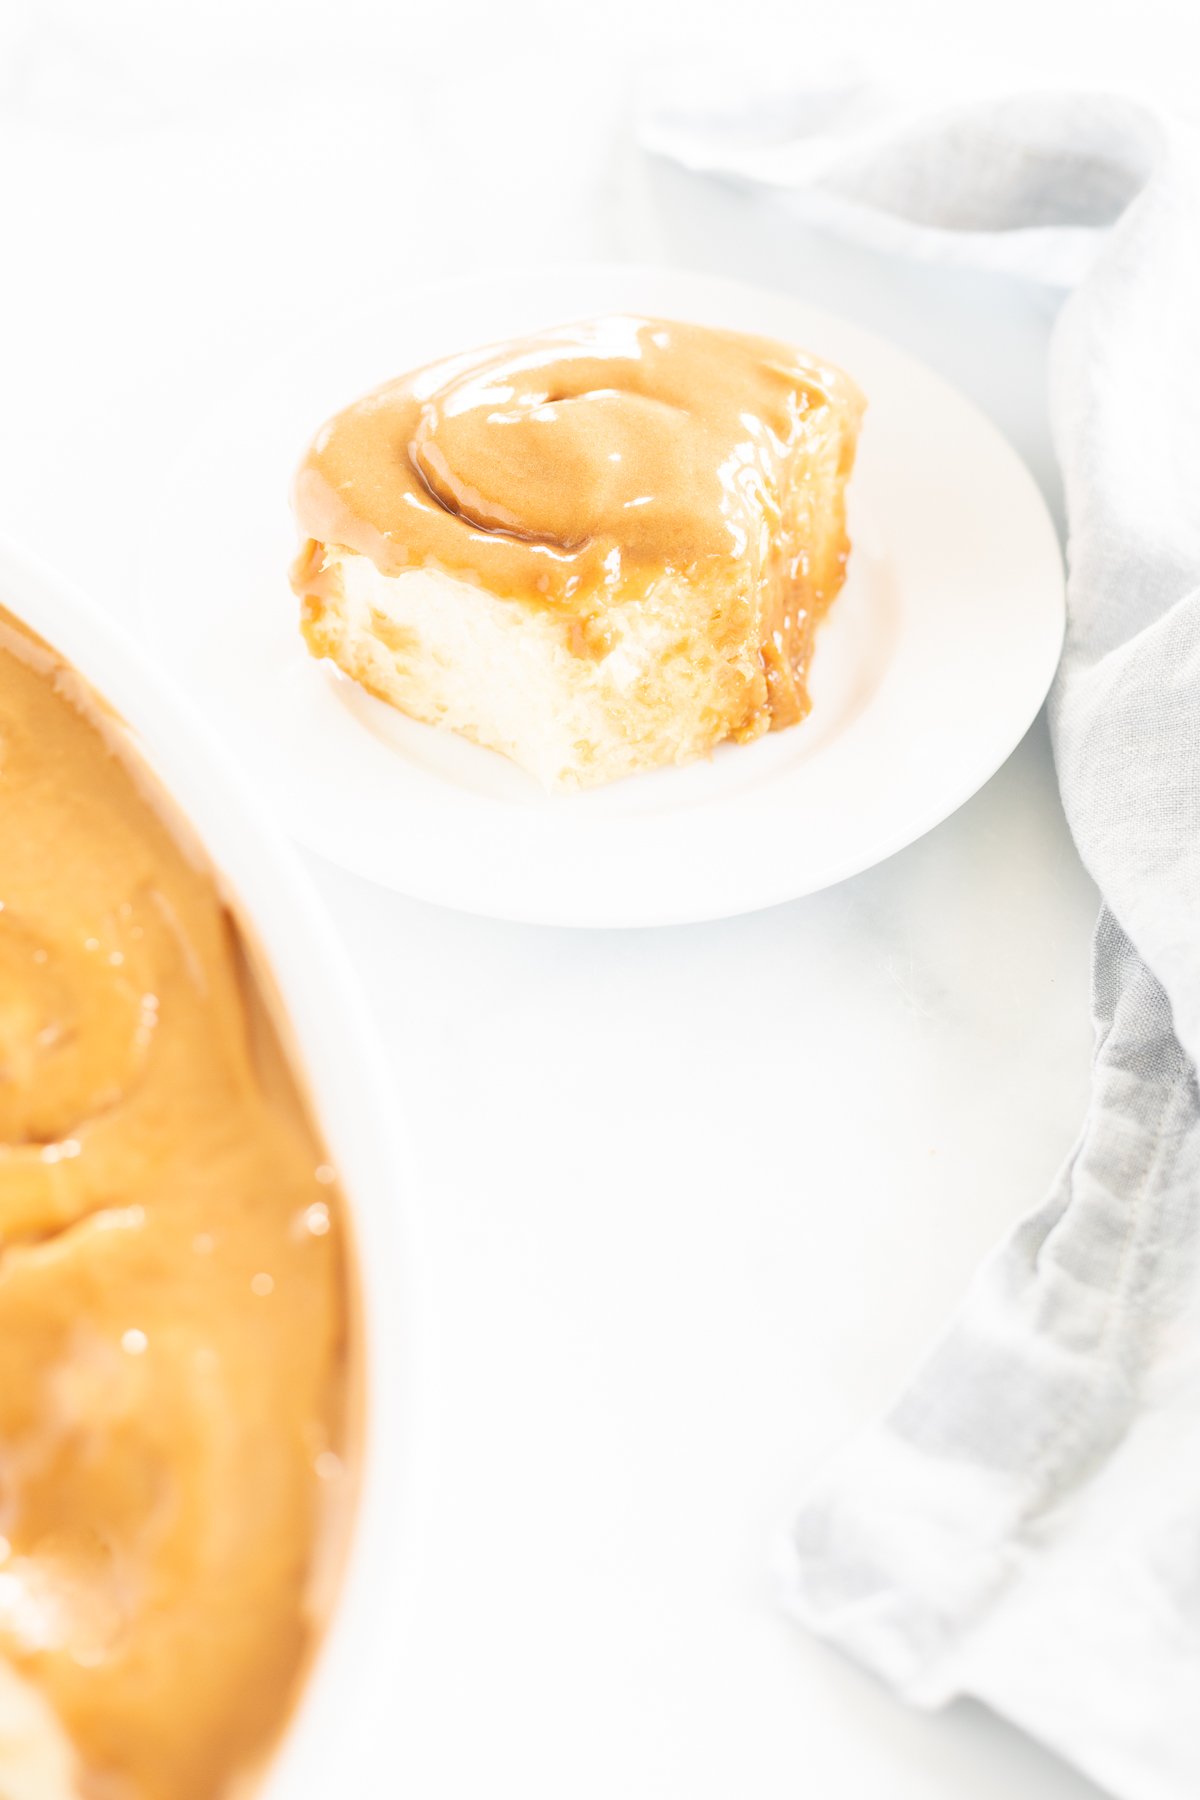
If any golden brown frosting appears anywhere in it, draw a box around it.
[292,314,861,623]
[0,609,352,1799]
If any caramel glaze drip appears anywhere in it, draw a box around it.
[292,316,864,712]
[0,609,352,1800]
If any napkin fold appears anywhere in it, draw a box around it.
[644,87,1200,1800]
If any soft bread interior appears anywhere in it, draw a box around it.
[301,556,768,790]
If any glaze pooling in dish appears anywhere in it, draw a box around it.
[0,607,353,1800]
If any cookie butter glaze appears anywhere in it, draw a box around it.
[292,314,862,615]
[0,609,352,1800]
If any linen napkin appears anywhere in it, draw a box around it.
[644,87,1200,1800]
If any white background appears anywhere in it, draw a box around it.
[3,1,1193,1794]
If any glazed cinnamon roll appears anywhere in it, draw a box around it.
[291,316,864,788]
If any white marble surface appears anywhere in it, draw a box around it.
[4,1,1183,1792]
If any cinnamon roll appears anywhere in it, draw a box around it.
[291,315,864,788]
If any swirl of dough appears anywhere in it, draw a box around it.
[293,315,841,606]
[0,914,152,1150]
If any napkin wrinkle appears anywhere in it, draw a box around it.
[645,86,1169,285]
[644,83,1200,1800]
[1061,599,1200,1071]
[785,916,1200,1730]
[818,94,1162,232]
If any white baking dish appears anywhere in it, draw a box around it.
[0,535,406,1798]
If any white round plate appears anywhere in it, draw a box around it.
[138,264,1064,928]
